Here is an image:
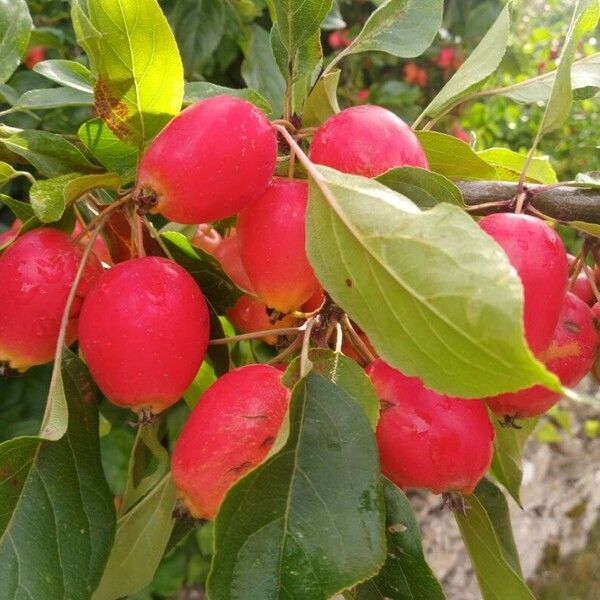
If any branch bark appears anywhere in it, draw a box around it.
[456,181,600,225]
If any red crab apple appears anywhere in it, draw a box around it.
[78,257,209,414]
[25,47,45,70]
[479,213,568,354]
[309,105,429,177]
[171,364,290,519]
[238,177,320,314]
[592,303,600,384]
[226,295,298,345]
[213,232,254,293]
[486,292,598,419]
[191,224,222,256]
[136,96,277,224]
[571,272,596,306]
[366,359,494,495]
[0,228,102,371]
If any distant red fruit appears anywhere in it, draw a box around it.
[136,96,277,224]
[479,213,568,354]
[453,127,471,144]
[171,364,290,519]
[487,293,599,418]
[79,257,209,414]
[226,295,298,345]
[366,360,494,495]
[328,30,352,49]
[0,228,102,371]
[25,47,45,70]
[191,224,222,256]
[434,47,455,69]
[238,178,320,314]
[309,105,429,177]
[357,89,370,102]
[213,233,254,293]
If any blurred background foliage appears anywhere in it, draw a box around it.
[1,1,599,597]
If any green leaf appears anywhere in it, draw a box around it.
[340,0,443,59]
[0,193,34,222]
[353,479,444,600]
[92,475,177,600]
[415,131,498,180]
[490,417,537,507]
[207,373,386,599]
[33,59,94,92]
[169,0,225,76]
[0,351,116,599]
[121,421,170,514]
[161,231,242,314]
[241,25,285,117]
[270,0,332,54]
[302,69,340,127]
[495,53,600,104]
[537,1,600,136]
[306,166,558,398]
[377,166,465,208]
[206,305,232,377]
[0,160,34,187]
[282,348,380,429]
[478,148,558,184]
[322,1,346,30]
[422,3,511,120]
[456,478,533,600]
[0,128,98,177]
[30,172,120,223]
[569,220,600,237]
[78,118,138,181]
[184,81,271,114]
[0,0,32,85]
[13,87,93,111]
[71,0,184,146]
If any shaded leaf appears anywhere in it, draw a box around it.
[92,475,177,600]
[0,193,34,222]
[342,0,442,59]
[282,348,380,429]
[0,161,34,187]
[456,478,533,600]
[0,128,98,177]
[271,0,332,54]
[377,166,464,208]
[302,69,341,127]
[306,165,557,398]
[0,351,116,599]
[416,131,498,180]
[490,417,537,507]
[422,3,511,119]
[0,0,32,85]
[184,81,271,113]
[207,372,386,600]
[13,87,93,110]
[33,59,94,92]
[353,478,444,600]
[161,231,242,314]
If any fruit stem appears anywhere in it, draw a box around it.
[73,193,133,243]
[582,260,600,304]
[300,317,318,377]
[341,314,376,364]
[334,322,343,353]
[464,199,511,213]
[134,212,146,258]
[209,326,304,345]
[41,213,111,437]
[143,216,175,261]
[267,334,303,366]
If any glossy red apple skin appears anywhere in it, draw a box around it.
[366,359,494,495]
[171,364,290,520]
[137,96,277,224]
[571,271,596,306]
[238,177,320,314]
[487,293,599,418]
[0,228,102,370]
[213,233,254,293]
[309,105,429,177]
[78,257,209,413]
[226,295,298,345]
[479,213,568,355]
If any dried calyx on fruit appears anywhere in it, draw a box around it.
[78,256,210,415]
[171,364,290,520]
[136,96,277,224]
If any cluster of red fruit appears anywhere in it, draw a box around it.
[1,95,598,520]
